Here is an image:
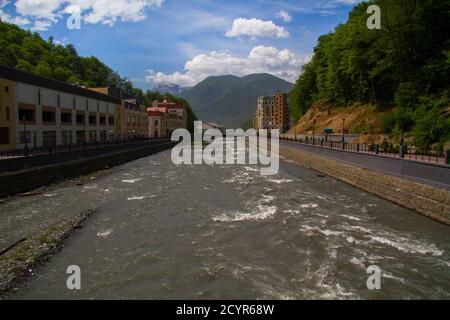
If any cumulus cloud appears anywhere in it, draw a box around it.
[0,0,30,26]
[225,18,290,39]
[4,0,164,30]
[275,10,292,23]
[146,46,308,87]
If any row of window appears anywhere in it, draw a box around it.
[18,108,115,126]
[35,90,112,113]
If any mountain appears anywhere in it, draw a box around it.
[153,83,190,96]
[180,73,294,128]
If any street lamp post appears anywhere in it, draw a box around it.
[342,118,346,150]
[312,120,316,146]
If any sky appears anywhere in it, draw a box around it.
[0,0,363,90]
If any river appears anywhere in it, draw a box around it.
[2,148,449,299]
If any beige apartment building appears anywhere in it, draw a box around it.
[89,87,148,140]
[0,65,120,150]
[253,92,290,133]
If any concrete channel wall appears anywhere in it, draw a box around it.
[0,141,176,198]
[281,141,450,191]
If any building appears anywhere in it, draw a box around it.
[253,92,289,133]
[0,65,121,150]
[147,99,187,138]
[89,88,148,140]
[0,76,16,150]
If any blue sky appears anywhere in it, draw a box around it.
[0,0,362,90]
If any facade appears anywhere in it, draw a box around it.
[0,77,16,150]
[253,92,289,132]
[89,88,148,140]
[147,99,187,138]
[0,65,121,150]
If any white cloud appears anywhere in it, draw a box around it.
[275,10,292,23]
[146,46,308,87]
[4,0,164,31]
[0,0,30,26]
[225,18,290,39]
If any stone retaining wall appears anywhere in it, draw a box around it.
[280,145,450,225]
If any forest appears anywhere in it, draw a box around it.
[290,0,450,150]
[0,20,197,132]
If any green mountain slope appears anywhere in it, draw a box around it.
[290,0,450,150]
[180,73,294,128]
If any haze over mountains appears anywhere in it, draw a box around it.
[179,73,294,128]
[153,83,191,96]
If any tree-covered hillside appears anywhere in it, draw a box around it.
[0,20,198,131]
[290,0,450,150]
[0,20,136,93]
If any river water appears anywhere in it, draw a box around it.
[3,148,450,299]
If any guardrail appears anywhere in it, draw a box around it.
[0,137,169,161]
[280,136,449,166]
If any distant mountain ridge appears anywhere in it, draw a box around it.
[180,73,294,128]
[153,83,190,96]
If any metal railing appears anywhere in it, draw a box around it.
[0,137,170,161]
[280,136,449,166]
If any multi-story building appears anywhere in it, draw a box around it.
[147,99,187,138]
[253,92,290,133]
[0,65,120,150]
[89,87,148,140]
[0,76,16,150]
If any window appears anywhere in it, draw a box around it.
[43,131,56,147]
[0,127,9,145]
[89,115,97,125]
[89,130,97,142]
[19,131,31,144]
[19,108,34,122]
[4,86,9,93]
[57,94,61,108]
[6,107,10,121]
[62,130,72,145]
[97,102,100,112]
[61,113,72,124]
[76,130,85,144]
[76,114,85,124]
[42,111,56,123]
[73,97,76,109]
[38,90,41,105]
[109,117,115,126]
[86,99,89,110]
[99,116,106,125]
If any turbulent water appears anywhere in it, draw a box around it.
[2,148,449,300]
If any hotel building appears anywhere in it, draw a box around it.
[0,65,120,150]
[253,92,290,133]
[89,87,149,140]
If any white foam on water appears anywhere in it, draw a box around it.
[268,179,294,184]
[97,229,113,238]
[43,193,57,198]
[244,166,259,172]
[213,205,277,222]
[341,215,363,221]
[122,179,143,184]
[127,196,146,201]
[369,235,444,256]
[350,257,366,269]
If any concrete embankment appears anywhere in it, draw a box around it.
[0,209,98,299]
[0,141,176,199]
[279,144,450,225]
